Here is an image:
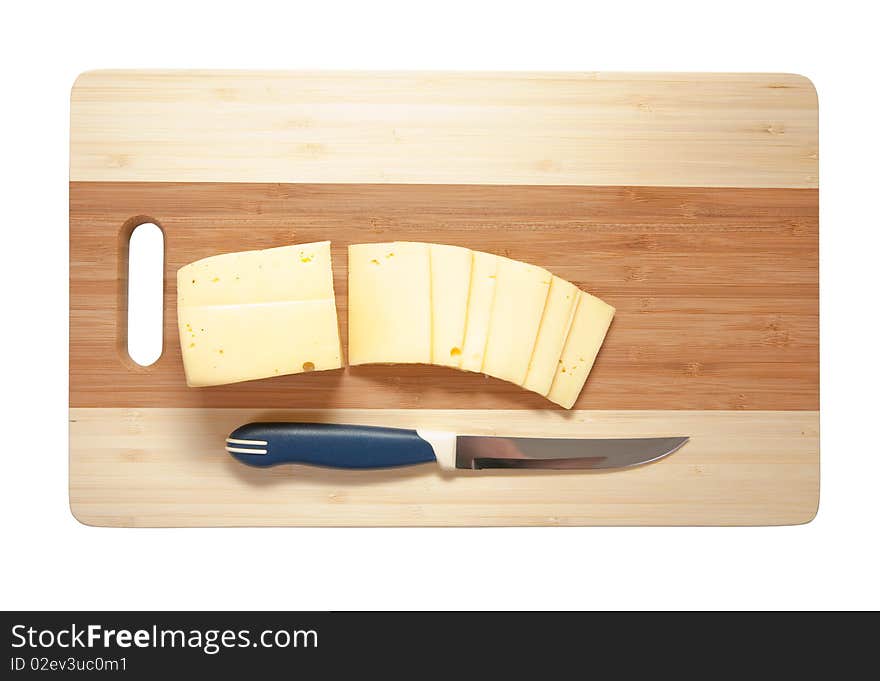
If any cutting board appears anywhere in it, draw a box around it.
[69,71,819,526]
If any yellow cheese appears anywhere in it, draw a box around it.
[522,276,579,395]
[176,241,342,387]
[481,257,551,385]
[460,251,499,372]
[546,291,615,408]
[348,241,432,365]
[178,242,334,306]
[429,244,473,367]
[178,300,342,387]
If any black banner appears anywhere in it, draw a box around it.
[1,611,845,676]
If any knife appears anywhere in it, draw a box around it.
[225,422,688,471]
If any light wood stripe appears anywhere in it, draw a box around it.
[69,408,819,527]
[70,71,818,188]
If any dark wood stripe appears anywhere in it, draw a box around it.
[70,182,818,410]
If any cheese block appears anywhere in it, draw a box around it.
[522,276,580,395]
[176,241,342,387]
[429,244,473,367]
[481,257,552,385]
[348,241,432,365]
[460,250,499,372]
[546,291,616,408]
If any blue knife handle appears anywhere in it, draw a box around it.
[226,422,440,469]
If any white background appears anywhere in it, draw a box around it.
[2,1,878,611]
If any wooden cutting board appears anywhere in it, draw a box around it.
[69,71,819,526]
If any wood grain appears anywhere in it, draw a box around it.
[70,70,817,188]
[70,182,818,411]
[69,70,820,526]
[69,408,819,527]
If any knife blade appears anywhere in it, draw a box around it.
[226,422,688,472]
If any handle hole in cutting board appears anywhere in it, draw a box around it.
[125,221,164,366]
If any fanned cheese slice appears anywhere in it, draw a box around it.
[460,251,499,372]
[177,241,342,387]
[523,276,580,396]
[430,244,473,367]
[481,256,552,385]
[348,241,432,365]
[546,291,615,408]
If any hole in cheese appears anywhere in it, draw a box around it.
[302,361,315,372]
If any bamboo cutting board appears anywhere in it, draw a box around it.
[69,71,819,526]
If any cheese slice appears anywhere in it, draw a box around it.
[522,276,579,395]
[178,242,334,306]
[178,300,342,387]
[429,244,473,367]
[176,241,342,387]
[460,251,499,372]
[546,291,615,408]
[481,257,552,385]
[348,241,432,365]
